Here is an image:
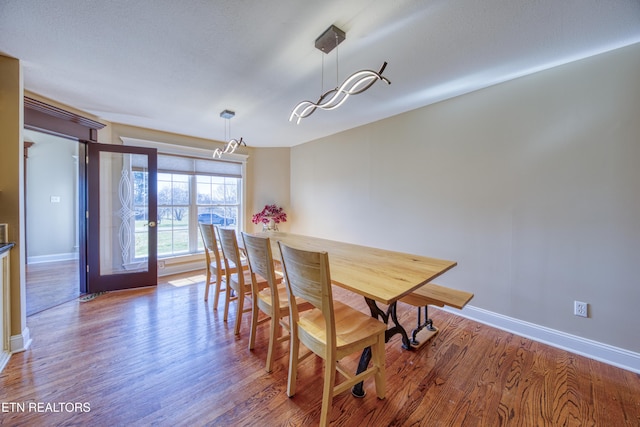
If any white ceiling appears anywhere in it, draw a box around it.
[1,0,639,148]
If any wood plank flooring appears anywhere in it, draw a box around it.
[1,271,639,426]
[25,260,79,316]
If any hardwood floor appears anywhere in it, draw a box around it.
[25,260,79,316]
[1,271,639,426]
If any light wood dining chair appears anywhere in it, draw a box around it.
[277,241,387,427]
[198,222,235,310]
[241,232,313,373]
[218,227,267,335]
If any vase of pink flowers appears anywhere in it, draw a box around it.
[252,204,287,231]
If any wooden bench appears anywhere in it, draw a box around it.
[400,283,474,348]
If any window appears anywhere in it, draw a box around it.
[130,147,244,259]
[196,175,240,251]
[158,173,190,256]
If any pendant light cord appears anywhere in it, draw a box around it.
[335,34,339,88]
[320,33,341,96]
[321,53,324,95]
[225,118,232,142]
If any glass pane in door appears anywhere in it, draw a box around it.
[87,142,156,293]
[98,151,150,275]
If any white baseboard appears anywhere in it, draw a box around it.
[158,260,204,277]
[10,327,32,353]
[2,328,33,372]
[28,252,78,264]
[440,305,640,374]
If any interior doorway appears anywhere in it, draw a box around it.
[24,129,81,316]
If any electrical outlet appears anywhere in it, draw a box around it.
[158,260,166,269]
[574,301,588,318]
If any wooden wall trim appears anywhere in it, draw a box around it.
[24,97,105,142]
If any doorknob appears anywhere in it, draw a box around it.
[147,221,156,227]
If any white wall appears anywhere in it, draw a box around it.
[245,147,291,233]
[25,130,78,262]
[290,43,640,354]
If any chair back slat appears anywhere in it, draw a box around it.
[218,227,242,273]
[278,241,335,342]
[241,233,273,283]
[199,223,221,265]
[242,232,279,304]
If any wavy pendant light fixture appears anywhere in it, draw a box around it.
[289,25,391,124]
[213,109,246,158]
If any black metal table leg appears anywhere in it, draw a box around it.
[351,347,371,397]
[389,302,412,350]
[409,305,435,347]
[352,297,413,397]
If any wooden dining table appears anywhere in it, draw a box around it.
[255,231,458,397]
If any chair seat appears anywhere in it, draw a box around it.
[258,284,311,312]
[215,256,248,273]
[298,300,387,353]
[210,260,238,273]
[230,269,258,292]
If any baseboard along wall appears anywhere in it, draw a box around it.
[442,305,640,374]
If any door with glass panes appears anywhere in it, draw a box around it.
[86,143,157,292]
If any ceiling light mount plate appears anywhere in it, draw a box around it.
[315,25,345,54]
[219,109,235,119]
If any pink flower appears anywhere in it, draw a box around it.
[252,204,287,224]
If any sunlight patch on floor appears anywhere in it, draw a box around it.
[167,274,206,287]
